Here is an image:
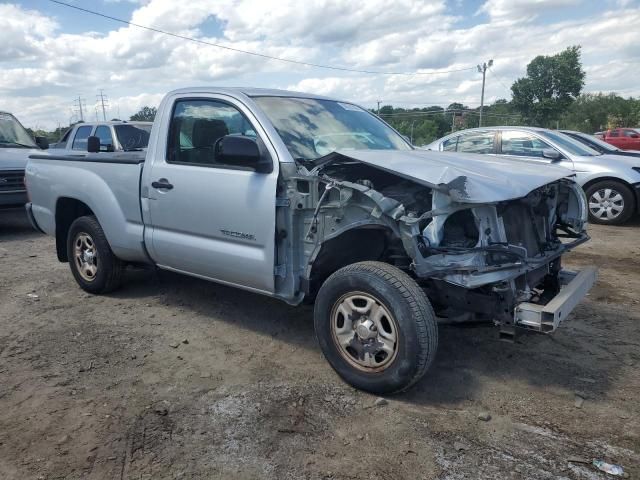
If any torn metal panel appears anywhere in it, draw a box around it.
[316,149,575,203]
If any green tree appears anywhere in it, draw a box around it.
[561,93,640,132]
[130,106,157,122]
[511,46,585,127]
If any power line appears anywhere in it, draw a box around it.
[378,100,483,106]
[380,110,458,117]
[487,67,512,94]
[48,0,476,77]
[379,110,521,118]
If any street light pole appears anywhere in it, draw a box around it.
[477,59,493,127]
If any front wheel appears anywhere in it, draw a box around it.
[67,215,123,294]
[314,261,438,394]
[585,180,635,225]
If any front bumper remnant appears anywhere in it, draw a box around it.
[514,267,598,333]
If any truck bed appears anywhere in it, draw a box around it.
[26,153,148,262]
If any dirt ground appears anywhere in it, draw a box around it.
[0,208,638,480]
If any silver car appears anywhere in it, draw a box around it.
[426,126,640,225]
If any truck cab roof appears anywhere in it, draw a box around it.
[166,86,337,101]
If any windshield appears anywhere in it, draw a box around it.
[114,124,152,151]
[0,112,37,148]
[541,130,601,157]
[572,132,618,151]
[252,96,411,161]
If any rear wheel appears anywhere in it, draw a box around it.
[67,215,123,293]
[314,261,438,394]
[585,180,635,225]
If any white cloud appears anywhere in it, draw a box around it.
[0,4,58,61]
[0,0,638,129]
[217,0,449,45]
[287,76,379,102]
[477,0,582,22]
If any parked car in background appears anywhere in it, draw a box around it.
[561,130,640,157]
[0,111,48,209]
[26,87,595,393]
[426,126,640,225]
[601,128,640,151]
[50,121,152,155]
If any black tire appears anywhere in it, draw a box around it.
[67,215,123,294]
[585,180,636,225]
[314,261,437,394]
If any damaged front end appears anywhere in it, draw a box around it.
[276,150,595,338]
[405,179,593,338]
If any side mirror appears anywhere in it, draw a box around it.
[87,136,100,153]
[35,136,49,150]
[215,135,272,173]
[542,148,561,161]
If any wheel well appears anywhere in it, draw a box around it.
[306,227,400,300]
[583,176,630,190]
[55,198,94,262]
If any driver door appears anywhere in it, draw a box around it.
[144,95,279,294]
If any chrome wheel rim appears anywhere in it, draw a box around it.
[74,232,98,282]
[589,188,624,221]
[330,292,399,372]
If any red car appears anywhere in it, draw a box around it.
[601,128,640,150]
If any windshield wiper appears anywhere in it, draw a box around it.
[0,141,35,148]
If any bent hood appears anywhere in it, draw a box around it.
[328,149,575,203]
[1,147,42,169]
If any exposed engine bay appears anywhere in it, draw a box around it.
[274,151,590,338]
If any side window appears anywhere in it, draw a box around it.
[623,129,637,137]
[94,126,114,151]
[609,130,619,137]
[456,131,495,154]
[442,137,458,151]
[167,99,258,167]
[60,129,72,143]
[501,131,551,157]
[72,126,93,151]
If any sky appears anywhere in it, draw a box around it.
[2,0,639,130]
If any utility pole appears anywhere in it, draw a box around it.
[73,95,86,122]
[477,59,493,127]
[377,100,381,116]
[97,89,109,121]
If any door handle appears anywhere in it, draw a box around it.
[151,179,173,190]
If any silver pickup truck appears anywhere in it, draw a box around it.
[26,87,596,393]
